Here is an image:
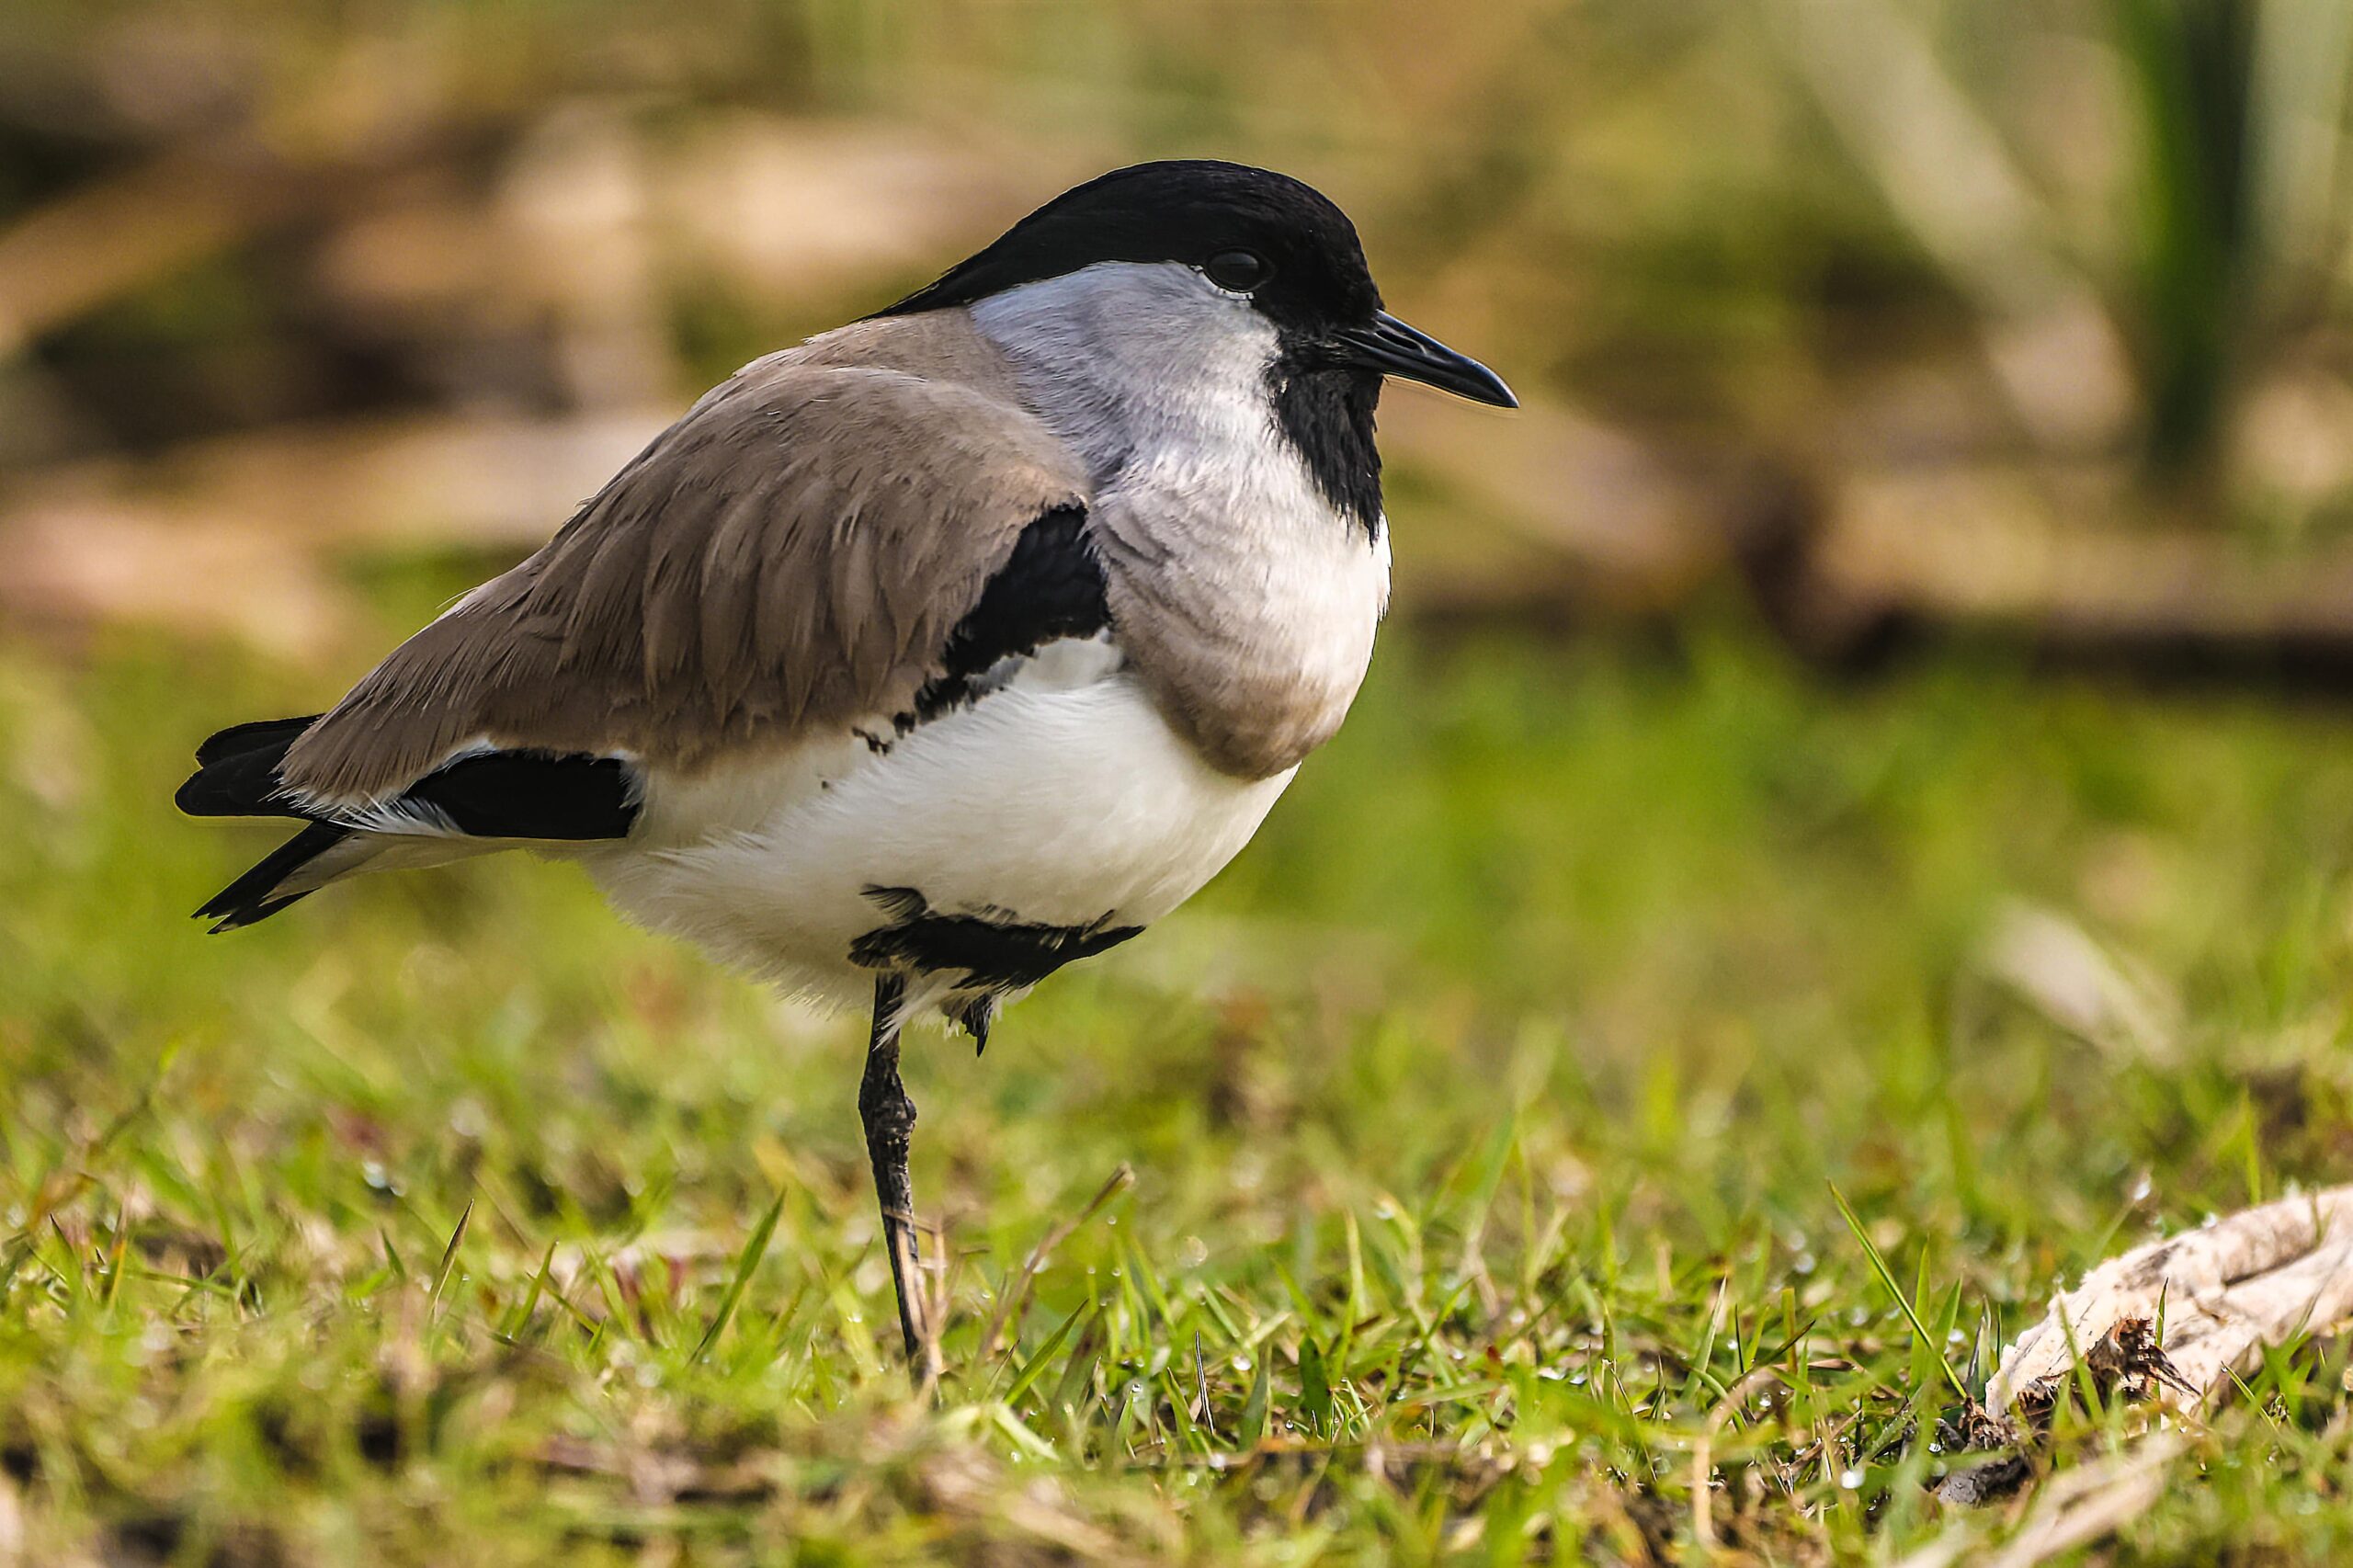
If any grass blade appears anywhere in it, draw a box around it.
[695,1187,786,1359]
[1299,1335,1332,1437]
[1241,1346,1271,1443]
[498,1243,556,1340]
[428,1199,472,1318]
[1828,1183,1966,1402]
[1004,1301,1090,1407]
[980,1164,1133,1360]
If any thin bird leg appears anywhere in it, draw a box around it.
[858,972,925,1362]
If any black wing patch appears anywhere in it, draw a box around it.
[900,505,1109,730]
[396,751,637,839]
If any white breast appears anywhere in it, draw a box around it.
[576,652,1292,1011]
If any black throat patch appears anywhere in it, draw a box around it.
[1268,359,1382,538]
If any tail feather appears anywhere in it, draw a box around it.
[194,713,321,768]
[179,715,321,819]
[180,712,631,932]
[183,714,345,930]
[194,820,353,932]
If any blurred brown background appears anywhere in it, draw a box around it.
[6,0,2353,677]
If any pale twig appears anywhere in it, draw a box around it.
[1989,1185,2353,1415]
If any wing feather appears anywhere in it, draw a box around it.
[279,313,1088,806]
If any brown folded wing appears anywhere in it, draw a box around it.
[279,313,1090,805]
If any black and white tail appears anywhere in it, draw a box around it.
[176,716,352,931]
[179,717,642,931]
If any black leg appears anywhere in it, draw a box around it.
[858,972,926,1364]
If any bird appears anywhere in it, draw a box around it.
[176,159,1516,1361]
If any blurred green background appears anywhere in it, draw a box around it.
[14,3,2353,1562]
[13,0,2353,653]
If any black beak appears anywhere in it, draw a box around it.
[1324,312,1518,407]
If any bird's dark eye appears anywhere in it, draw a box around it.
[1204,249,1272,291]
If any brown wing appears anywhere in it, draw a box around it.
[279,313,1089,805]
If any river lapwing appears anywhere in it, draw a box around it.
[178,160,1516,1360]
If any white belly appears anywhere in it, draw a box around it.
[577,664,1294,1011]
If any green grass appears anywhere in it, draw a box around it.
[8,619,2353,1562]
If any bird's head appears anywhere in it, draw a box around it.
[878,160,1517,411]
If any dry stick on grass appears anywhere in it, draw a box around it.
[1986,1185,2353,1418]
[1934,1186,2353,1507]
[978,1165,1134,1362]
